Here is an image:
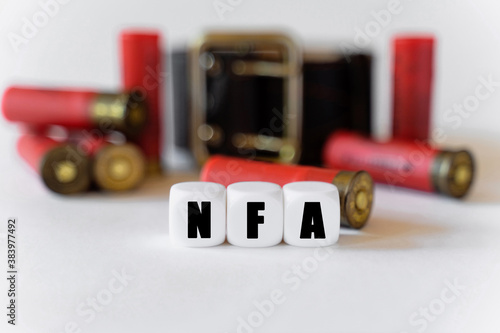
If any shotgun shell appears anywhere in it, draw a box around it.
[120,30,163,173]
[200,155,373,229]
[2,87,147,137]
[17,135,91,194]
[392,36,434,141]
[84,139,146,191]
[323,131,474,198]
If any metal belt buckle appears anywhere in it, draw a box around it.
[189,32,303,165]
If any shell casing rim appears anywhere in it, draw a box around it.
[332,170,374,229]
[92,143,146,191]
[40,145,91,194]
[432,149,474,198]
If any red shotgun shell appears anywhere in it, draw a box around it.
[2,87,147,137]
[120,30,163,173]
[322,131,474,198]
[17,135,91,194]
[201,155,374,229]
[392,36,434,141]
[79,138,146,192]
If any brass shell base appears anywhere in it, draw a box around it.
[93,143,146,191]
[333,170,374,229]
[90,93,148,137]
[40,145,91,194]
[432,150,474,198]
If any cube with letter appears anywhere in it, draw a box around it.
[169,182,226,247]
[227,182,283,247]
[283,181,340,247]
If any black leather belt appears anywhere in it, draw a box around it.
[171,32,372,166]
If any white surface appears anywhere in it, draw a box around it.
[227,182,283,247]
[169,182,226,247]
[283,181,340,247]
[1,0,500,332]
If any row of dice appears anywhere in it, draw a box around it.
[169,181,341,247]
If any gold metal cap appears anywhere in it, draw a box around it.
[40,145,91,194]
[432,150,474,198]
[93,143,146,191]
[332,171,374,229]
[90,93,147,137]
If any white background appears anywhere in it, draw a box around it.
[1,0,500,332]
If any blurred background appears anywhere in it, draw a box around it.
[1,0,500,197]
[1,1,500,332]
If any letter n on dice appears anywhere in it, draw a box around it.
[169,182,226,247]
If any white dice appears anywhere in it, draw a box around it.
[169,181,340,247]
[283,182,340,247]
[227,182,283,247]
[169,182,226,247]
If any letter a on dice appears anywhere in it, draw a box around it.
[283,182,340,247]
[169,182,226,247]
